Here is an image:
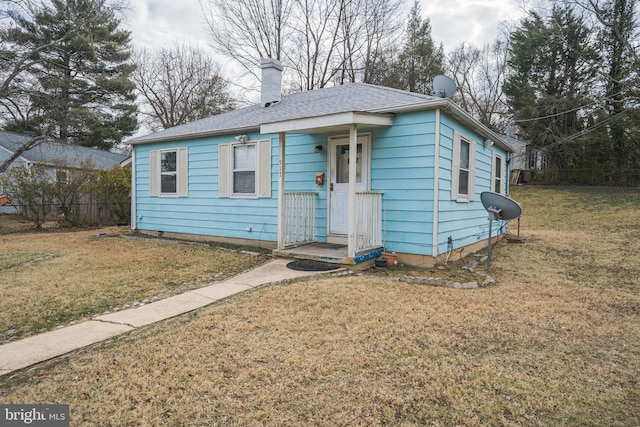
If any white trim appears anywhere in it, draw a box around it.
[261,111,393,134]
[348,125,358,258]
[451,132,476,202]
[231,142,258,197]
[131,149,136,230]
[277,133,285,250]
[432,108,441,256]
[159,148,179,196]
[492,152,506,195]
[219,139,271,199]
[327,133,371,239]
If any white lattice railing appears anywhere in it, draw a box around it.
[355,191,383,252]
[283,192,317,247]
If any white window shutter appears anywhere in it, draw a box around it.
[219,143,230,197]
[451,133,460,200]
[178,147,188,197]
[501,155,507,194]
[149,150,159,196]
[258,139,272,198]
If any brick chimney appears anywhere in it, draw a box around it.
[260,58,283,108]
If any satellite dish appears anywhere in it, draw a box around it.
[433,75,458,98]
[481,192,522,221]
[480,192,522,270]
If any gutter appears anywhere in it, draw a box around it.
[128,126,261,146]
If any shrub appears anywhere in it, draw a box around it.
[94,166,131,224]
[0,165,55,227]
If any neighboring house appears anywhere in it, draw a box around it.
[129,59,515,267]
[0,130,128,214]
[507,134,548,184]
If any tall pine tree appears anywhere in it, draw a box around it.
[597,0,639,183]
[5,0,137,149]
[504,5,600,172]
[397,1,444,94]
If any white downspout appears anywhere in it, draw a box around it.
[432,108,441,257]
[347,124,358,258]
[277,132,286,250]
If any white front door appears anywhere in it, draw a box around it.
[328,135,370,236]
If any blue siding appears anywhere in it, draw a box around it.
[133,108,510,258]
[370,111,437,256]
[435,114,510,256]
[135,133,279,242]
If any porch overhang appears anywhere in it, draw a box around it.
[260,111,394,134]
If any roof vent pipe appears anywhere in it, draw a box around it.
[260,58,283,108]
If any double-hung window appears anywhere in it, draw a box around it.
[149,147,188,197]
[232,143,257,195]
[160,150,177,194]
[451,132,476,202]
[493,154,505,194]
[219,139,271,198]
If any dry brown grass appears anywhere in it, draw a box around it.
[1,186,639,426]
[0,225,270,343]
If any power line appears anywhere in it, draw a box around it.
[513,89,628,123]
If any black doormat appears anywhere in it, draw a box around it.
[286,260,341,271]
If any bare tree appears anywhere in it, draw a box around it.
[132,44,235,131]
[201,0,405,92]
[201,0,293,80]
[448,40,510,132]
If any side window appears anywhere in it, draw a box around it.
[493,154,505,194]
[149,147,188,197]
[451,132,476,202]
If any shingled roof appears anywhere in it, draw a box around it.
[129,82,512,152]
[129,83,442,143]
[0,131,128,169]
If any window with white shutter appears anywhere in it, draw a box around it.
[149,148,188,197]
[219,139,271,198]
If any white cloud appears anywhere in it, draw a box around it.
[122,0,525,54]
[122,0,210,51]
[419,0,526,51]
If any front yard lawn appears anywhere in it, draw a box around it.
[0,226,270,344]
[1,186,639,426]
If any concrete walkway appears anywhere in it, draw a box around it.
[0,259,333,377]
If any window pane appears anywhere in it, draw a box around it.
[161,151,177,172]
[161,175,177,193]
[234,171,255,193]
[234,145,255,169]
[459,140,470,169]
[458,170,469,195]
[336,144,362,184]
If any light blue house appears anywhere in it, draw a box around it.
[129,59,514,267]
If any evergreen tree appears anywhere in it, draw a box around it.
[504,5,600,171]
[5,0,137,149]
[394,0,445,94]
[597,0,639,183]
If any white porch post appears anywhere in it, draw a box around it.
[348,124,358,258]
[277,132,286,250]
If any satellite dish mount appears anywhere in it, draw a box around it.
[480,192,523,271]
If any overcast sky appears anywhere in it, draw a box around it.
[122,0,527,54]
